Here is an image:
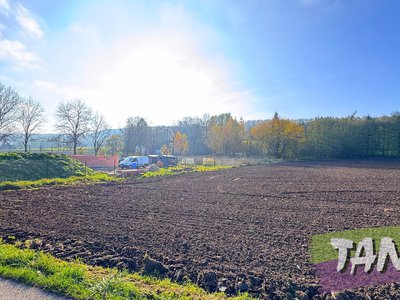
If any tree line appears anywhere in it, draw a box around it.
[1,81,400,159]
[0,82,108,155]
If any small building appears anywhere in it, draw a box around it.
[148,154,177,168]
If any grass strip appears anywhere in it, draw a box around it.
[0,242,252,300]
[142,165,232,178]
[0,165,231,191]
[0,173,119,191]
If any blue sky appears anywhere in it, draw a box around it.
[0,0,399,130]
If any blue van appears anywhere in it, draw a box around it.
[118,156,149,169]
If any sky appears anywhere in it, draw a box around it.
[0,0,399,131]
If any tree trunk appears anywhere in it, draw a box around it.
[24,133,28,152]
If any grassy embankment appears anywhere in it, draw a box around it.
[0,152,118,190]
[0,241,251,300]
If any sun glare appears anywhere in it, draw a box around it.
[102,46,214,123]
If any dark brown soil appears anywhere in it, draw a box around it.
[1,160,400,299]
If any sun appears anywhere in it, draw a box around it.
[81,39,248,126]
[101,46,214,124]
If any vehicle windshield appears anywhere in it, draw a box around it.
[122,157,136,163]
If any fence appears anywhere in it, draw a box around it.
[178,156,265,167]
[0,153,94,182]
[70,155,118,171]
[0,147,101,156]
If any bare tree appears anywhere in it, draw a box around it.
[91,112,110,156]
[56,99,92,155]
[122,116,149,155]
[0,82,21,145]
[106,134,123,156]
[18,97,45,152]
[178,117,204,155]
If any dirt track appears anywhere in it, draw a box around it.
[1,160,400,299]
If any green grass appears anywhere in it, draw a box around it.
[0,152,120,191]
[0,242,252,300]
[0,153,232,190]
[142,165,232,178]
[0,152,95,181]
[0,173,118,191]
[310,226,400,264]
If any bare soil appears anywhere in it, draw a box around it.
[1,160,400,299]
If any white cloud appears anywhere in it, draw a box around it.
[0,39,39,69]
[69,22,86,33]
[69,34,253,126]
[0,0,11,15]
[33,80,57,91]
[7,2,258,129]
[0,3,44,69]
[243,111,272,121]
[15,3,43,38]
[22,3,253,128]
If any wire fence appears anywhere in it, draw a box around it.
[0,147,95,155]
[178,156,266,167]
[0,154,92,182]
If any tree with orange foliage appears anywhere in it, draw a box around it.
[207,114,244,155]
[161,144,171,155]
[173,131,189,155]
[251,112,304,158]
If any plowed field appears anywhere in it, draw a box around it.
[1,160,400,299]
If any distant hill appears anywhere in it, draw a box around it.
[0,153,94,182]
[0,130,122,151]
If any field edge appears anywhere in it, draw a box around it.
[0,241,253,300]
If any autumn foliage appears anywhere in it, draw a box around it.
[251,113,304,159]
[173,131,189,155]
[207,114,244,156]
